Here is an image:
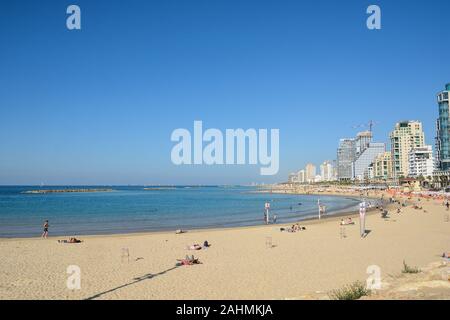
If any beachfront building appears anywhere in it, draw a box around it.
[288,169,307,184]
[305,163,316,183]
[337,138,356,181]
[434,84,450,187]
[408,146,434,178]
[355,131,372,156]
[390,121,425,178]
[320,161,334,182]
[373,151,393,181]
[353,142,386,181]
[435,84,450,171]
[298,169,306,183]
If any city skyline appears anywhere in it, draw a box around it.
[1,0,449,185]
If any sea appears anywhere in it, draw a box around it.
[0,186,362,237]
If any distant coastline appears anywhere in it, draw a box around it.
[21,188,114,194]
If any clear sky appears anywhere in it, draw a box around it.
[0,0,449,185]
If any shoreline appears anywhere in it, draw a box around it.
[1,189,448,299]
[0,193,379,241]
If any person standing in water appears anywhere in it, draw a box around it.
[42,220,49,238]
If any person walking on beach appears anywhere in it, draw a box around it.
[42,220,49,238]
[446,201,449,211]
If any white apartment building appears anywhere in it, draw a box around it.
[320,161,334,181]
[298,169,306,183]
[408,145,434,177]
[288,169,306,184]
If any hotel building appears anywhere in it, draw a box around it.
[373,152,393,180]
[408,146,434,178]
[389,121,425,178]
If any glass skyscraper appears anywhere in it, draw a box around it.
[353,142,386,180]
[436,83,450,171]
[337,138,356,181]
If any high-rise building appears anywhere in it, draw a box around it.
[435,83,450,171]
[353,142,385,180]
[373,152,393,180]
[331,160,338,180]
[320,161,334,181]
[298,169,306,183]
[389,121,425,178]
[305,163,316,183]
[408,146,434,178]
[337,138,356,181]
[355,131,373,156]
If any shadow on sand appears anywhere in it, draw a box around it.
[85,265,179,300]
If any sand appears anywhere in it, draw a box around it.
[0,191,449,300]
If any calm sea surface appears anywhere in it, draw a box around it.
[0,186,361,237]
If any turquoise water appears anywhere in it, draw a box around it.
[0,186,361,237]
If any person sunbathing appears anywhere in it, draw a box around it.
[58,237,82,243]
[341,218,354,225]
[188,244,202,250]
[176,255,202,266]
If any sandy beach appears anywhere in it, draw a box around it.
[1,191,449,300]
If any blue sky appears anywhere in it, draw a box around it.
[0,0,449,185]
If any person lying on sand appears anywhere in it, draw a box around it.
[175,229,186,234]
[442,252,450,259]
[176,255,202,266]
[58,237,82,243]
[188,244,202,250]
[281,224,306,232]
[340,218,355,225]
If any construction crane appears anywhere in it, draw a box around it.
[352,120,379,133]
